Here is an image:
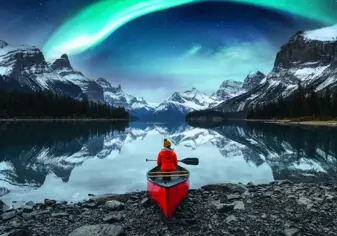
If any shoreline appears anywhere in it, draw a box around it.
[1,180,336,236]
[244,119,337,127]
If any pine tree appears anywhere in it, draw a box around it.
[0,90,129,119]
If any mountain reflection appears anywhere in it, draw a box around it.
[211,122,337,181]
[1,121,337,201]
[0,121,128,187]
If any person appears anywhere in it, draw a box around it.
[157,138,178,173]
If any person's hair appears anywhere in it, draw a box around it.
[164,138,171,148]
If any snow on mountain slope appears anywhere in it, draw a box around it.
[0,40,103,101]
[50,54,104,102]
[152,124,223,149]
[214,24,337,113]
[212,80,245,101]
[303,24,337,42]
[151,88,222,120]
[96,78,154,116]
[242,71,266,90]
[96,78,128,106]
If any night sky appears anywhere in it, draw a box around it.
[1,0,337,102]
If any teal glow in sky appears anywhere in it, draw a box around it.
[36,0,337,102]
[43,0,337,59]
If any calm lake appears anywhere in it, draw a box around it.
[1,121,337,204]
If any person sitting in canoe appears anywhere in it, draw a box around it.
[157,138,178,173]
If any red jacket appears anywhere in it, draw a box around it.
[157,148,178,171]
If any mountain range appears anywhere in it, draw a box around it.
[211,24,337,114]
[2,24,335,120]
[0,39,263,120]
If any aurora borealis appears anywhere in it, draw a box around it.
[42,0,337,59]
[2,0,337,102]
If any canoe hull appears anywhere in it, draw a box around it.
[147,178,189,220]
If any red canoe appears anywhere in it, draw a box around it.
[147,165,189,220]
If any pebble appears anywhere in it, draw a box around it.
[0,181,336,236]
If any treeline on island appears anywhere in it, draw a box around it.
[185,109,246,126]
[247,81,337,120]
[0,89,129,119]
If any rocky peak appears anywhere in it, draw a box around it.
[212,80,245,101]
[242,71,266,90]
[0,40,8,49]
[129,96,147,105]
[0,44,47,73]
[170,92,184,103]
[51,53,72,70]
[274,24,337,69]
[96,78,112,90]
[219,80,243,89]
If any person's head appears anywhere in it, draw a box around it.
[163,138,171,148]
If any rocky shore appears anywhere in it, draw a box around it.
[1,180,337,236]
[245,119,337,127]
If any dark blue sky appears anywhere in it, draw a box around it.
[0,0,334,102]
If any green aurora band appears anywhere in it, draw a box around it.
[43,0,337,59]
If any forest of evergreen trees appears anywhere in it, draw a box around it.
[0,90,129,119]
[247,81,337,120]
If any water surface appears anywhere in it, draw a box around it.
[1,121,337,204]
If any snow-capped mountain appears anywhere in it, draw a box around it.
[214,24,337,113]
[150,88,221,120]
[0,40,103,102]
[212,80,245,100]
[210,74,266,102]
[0,39,271,120]
[242,71,266,90]
[0,40,156,114]
[96,77,155,116]
[50,54,104,102]
[149,76,266,120]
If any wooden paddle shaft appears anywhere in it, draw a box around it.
[148,174,189,178]
[148,171,188,174]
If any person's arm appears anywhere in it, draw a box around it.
[157,152,162,166]
[173,152,178,166]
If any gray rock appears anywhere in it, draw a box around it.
[233,201,245,210]
[25,201,34,206]
[38,210,50,214]
[44,199,56,206]
[226,194,241,201]
[1,211,16,221]
[0,187,10,197]
[51,212,69,217]
[22,212,34,220]
[83,202,97,208]
[103,213,124,223]
[23,205,34,213]
[225,215,237,223]
[0,229,31,236]
[297,197,313,209]
[68,224,124,236]
[284,228,300,236]
[104,200,124,211]
[213,201,234,213]
[91,193,130,204]
[140,197,152,207]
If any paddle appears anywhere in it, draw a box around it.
[145,157,199,165]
